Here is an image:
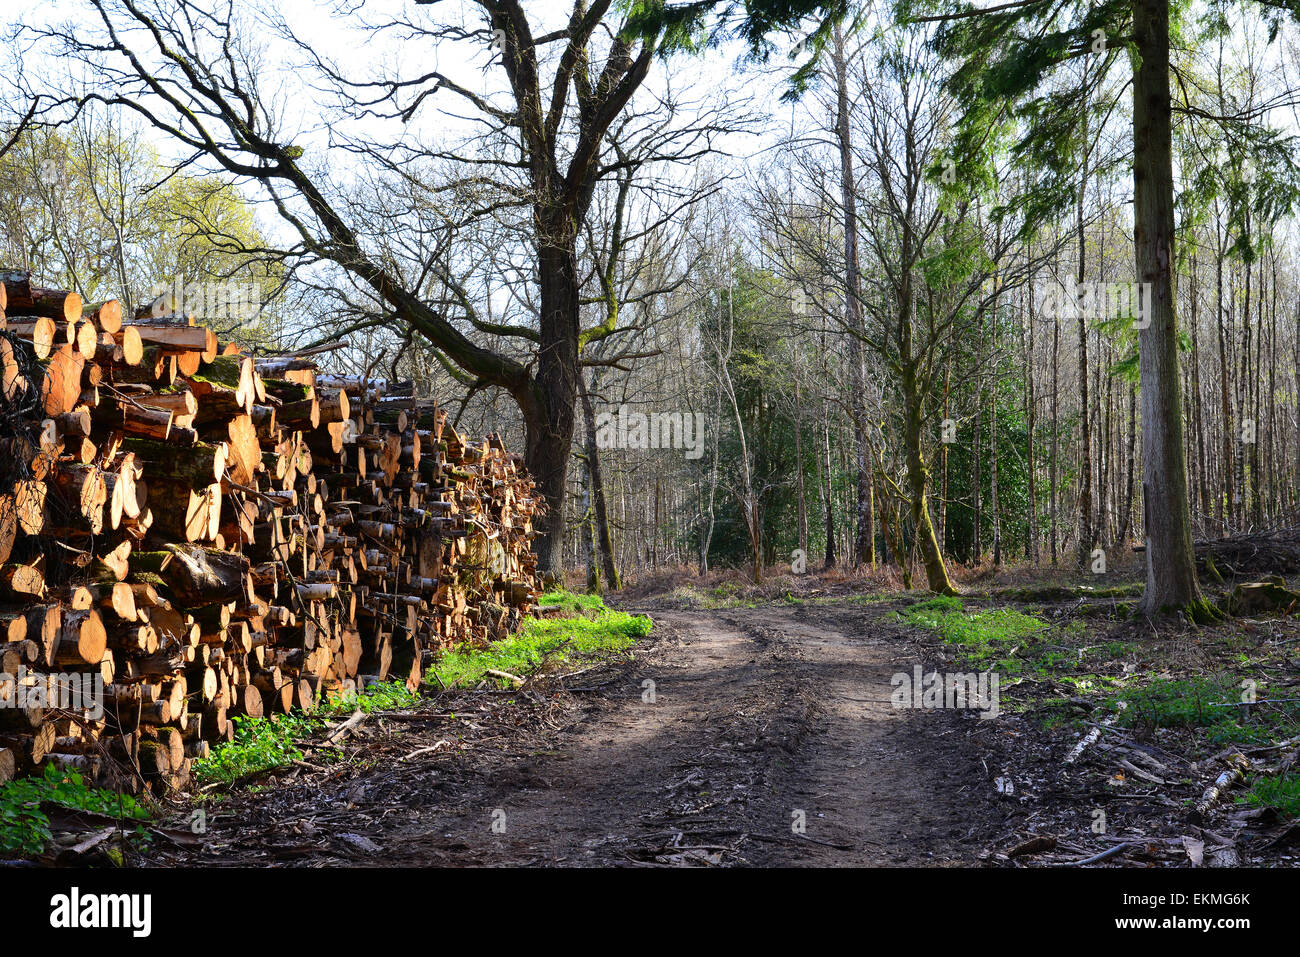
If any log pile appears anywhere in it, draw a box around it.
[1137,527,1300,580]
[1194,528,1300,580]
[0,270,541,794]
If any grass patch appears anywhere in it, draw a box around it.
[0,764,151,857]
[321,680,421,715]
[992,582,1143,602]
[538,590,607,614]
[1103,676,1300,747]
[192,712,319,787]
[193,680,423,787]
[1241,772,1300,818]
[667,585,755,609]
[1081,640,1135,661]
[198,593,650,788]
[1103,677,1230,729]
[429,590,652,689]
[780,591,890,607]
[899,596,1049,669]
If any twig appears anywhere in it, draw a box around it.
[1050,842,1131,867]
[397,741,452,762]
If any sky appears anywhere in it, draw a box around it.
[7,0,810,264]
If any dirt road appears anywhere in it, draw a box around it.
[152,603,1007,867]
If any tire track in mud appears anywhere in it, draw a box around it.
[383,604,1002,866]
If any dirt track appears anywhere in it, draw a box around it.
[149,603,1007,867]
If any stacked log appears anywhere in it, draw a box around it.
[0,270,541,793]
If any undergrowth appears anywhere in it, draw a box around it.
[0,764,151,857]
[193,680,422,786]
[197,593,653,785]
[429,589,652,689]
[1241,772,1300,817]
[1102,676,1300,747]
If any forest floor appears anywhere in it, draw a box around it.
[129,567,1300,868]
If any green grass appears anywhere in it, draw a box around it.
[1103,676,1300,746]
[429,590,652,689]
[991,582,1144,602]
[898,596,1049,669]
[1082,640,1135,661]
[663,585,755,609]
[192,712,319,786]
[192,680,423,787]
[537,590,607,614]
[1241,773,1300,817]
[0,764,151,857]
[780,591,890,607]
[1104,677,1231,729]
[320,680,421,715]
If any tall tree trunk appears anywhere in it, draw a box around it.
[1075,139,1094,568]
[1117,382,1137,543]
[1132,0,1209,618]
[794,380,809,560]
[940,354,951,553]
[972,316,983,564]
[577,373,621,589]
[990,371,1001,566]
[579,452,599,593]
[1265,254,1278,523]
[1251,253,1265,527]
[822,404,837,569]
[1026,264,1040,563]
[1239,251,1252,526]
[1050,278,1060,565]
[527,235,581,582]
[832,25,875,569]
[902,361,957,595]
[1215,222,1233,534]
[1190,253,1211,528]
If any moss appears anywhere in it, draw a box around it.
[191,354,245,389]
[898,596,1049,668]
[993,582,1143,602]
[1184,597,1228,625]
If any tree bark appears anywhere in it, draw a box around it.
[578,372,621,589]
[1132,0,1208,617]
[902,360,956,595]
[1025,259,1040,562]
[525,233,581,581]
[822,404,837,569]
[1075,115,1094,568]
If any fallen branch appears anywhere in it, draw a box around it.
[1189,754,1250,823]
[1049,842,1131,867]
[324,709,368,746]
[1065,709,1123,765]
[397,741,452,762]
